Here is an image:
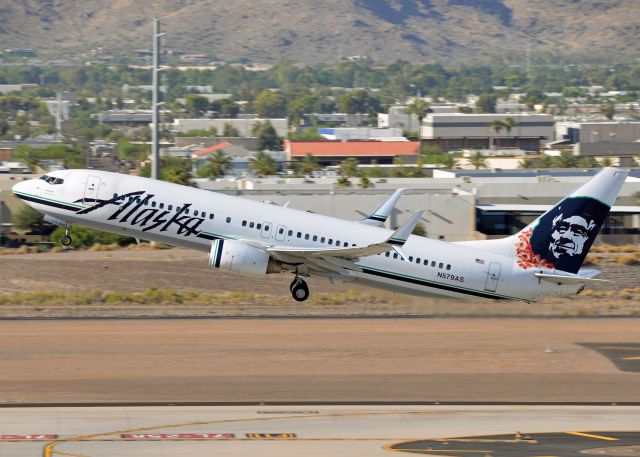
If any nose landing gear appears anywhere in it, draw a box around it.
[289,276,309,302]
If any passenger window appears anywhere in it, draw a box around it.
[446,264,451,271]
[209,214,214,220]
[328,239,333,245]
[257,223,262,230]
[242,221,247,227]
[409,256,413,262]
[226,217,231,223]
[185,208,190,215]
[439,262,444,269]
[321,237,325,243]
[313,235,318,241]
[279,228,284,234]
[264,225,269,231]
[176,206,181,212]
[201,212,206,218]
[343,242,348,247]
[151,201,156,208]
[297,232,302,238]
[385,252,390,257]
[336,240,340,246]
[393,253,398,259]
[423,259,428,265]
[159,203,164,209]
[288,230,293,236]
[194,210,199,217]
[431,261,436,267]
[249,222,254,228]
[305,234,310,240]
[168,205,173,211]
[416,258,421,264]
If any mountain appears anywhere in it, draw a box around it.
[1,0,638,64]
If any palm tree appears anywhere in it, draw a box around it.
[600,157,613,167]
[599,103,616,120]
[248,151,278,177]
[502,117,518,147]
[518,158,536,169]
[202,150,233,178]
[406,99,432,154]
[438,154,459,169]
[358,176,373,188]
[301,153,319,175]
[339,157,360,178]
[489,120,505,149]
[468,151,488,169]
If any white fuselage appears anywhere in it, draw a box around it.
[13,169,583,302]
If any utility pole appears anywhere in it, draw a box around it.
[151,17,163,180]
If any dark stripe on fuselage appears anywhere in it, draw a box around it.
[387,239,404,246]
[15,193,79,212]
[360,267,506,300]
[368,215,386,222]
[214,239,224,268]
[197,233,217,241]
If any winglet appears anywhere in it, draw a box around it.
[386,211,423,246]
[359,188,406,226]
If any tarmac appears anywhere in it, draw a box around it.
[0,405,638,457]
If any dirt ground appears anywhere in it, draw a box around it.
[0,318,638,403]
[0,248,639,317]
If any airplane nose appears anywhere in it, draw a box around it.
[12,179,27,194]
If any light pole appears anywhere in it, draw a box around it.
[151,18,165,180]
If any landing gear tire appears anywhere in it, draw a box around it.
[60,234,72,246]
[290,278,309,302]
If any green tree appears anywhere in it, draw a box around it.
[577,156,600,168]
[222,123,240,137]
[211,99,239,118]
[15,146,45,172]
[468,151,488,169]
[600,157,614,167]
[253,90,287,118]
[438,154,459,169]
[300,153,319,175]
[248,151,278,177]
[139,157,195,186]
[117,139,147,160]
[406,99,432,155]
[336,176,352,188]
[552,151,577,168]
[599,103,616,120]
[184,94,210,116]
[252,120,281,150]
[51,225,133,248]
[197,150,233,178]
[475,94,497,113]
[489,120,505,149]
[538,154,554,168]
[12,205,50,233]
[358,176,373,188]
[339,157,360,178]
[338,89,381,115]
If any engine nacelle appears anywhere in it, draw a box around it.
[209,239,282,276]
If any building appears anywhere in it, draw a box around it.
[301,113,370,128]
[574,122,640,164]
[285,140,419,166]
[95,110,153,126]
[171,118,288,138]
[317,127,405,141]
[422,113,555,152]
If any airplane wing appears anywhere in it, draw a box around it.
[267,211,424,263]
[357,188,406,226]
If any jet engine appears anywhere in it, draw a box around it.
[209,239,282,276]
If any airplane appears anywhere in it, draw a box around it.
[12,167,627,302]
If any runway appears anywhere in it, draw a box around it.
[0,405,638,457]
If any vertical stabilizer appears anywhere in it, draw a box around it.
[513,168,627,273]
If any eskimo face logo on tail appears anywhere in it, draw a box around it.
[515,197,609,274]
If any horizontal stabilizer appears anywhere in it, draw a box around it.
[534,272,610,285]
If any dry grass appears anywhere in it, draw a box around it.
[617,253,640,265]
[591,244,640,253]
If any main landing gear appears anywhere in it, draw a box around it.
[60,225,72,246]
[290,276,309,302]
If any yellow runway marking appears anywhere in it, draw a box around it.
[565,431,618,441]
[622,356,640,360]
[598,346,640,350]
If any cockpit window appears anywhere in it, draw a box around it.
[40,175,64,185]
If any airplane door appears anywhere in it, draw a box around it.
[261,221,272,239]
[83,175,101,204]
[275,224,287,241]
[484,262,501,292]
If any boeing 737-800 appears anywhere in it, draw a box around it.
[12,167,627,302]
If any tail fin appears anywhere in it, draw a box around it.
[514,168,627,273]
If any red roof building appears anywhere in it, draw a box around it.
[285,140,419,165]
[193,142,232,157]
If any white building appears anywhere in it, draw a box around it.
[170,118,288,138]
